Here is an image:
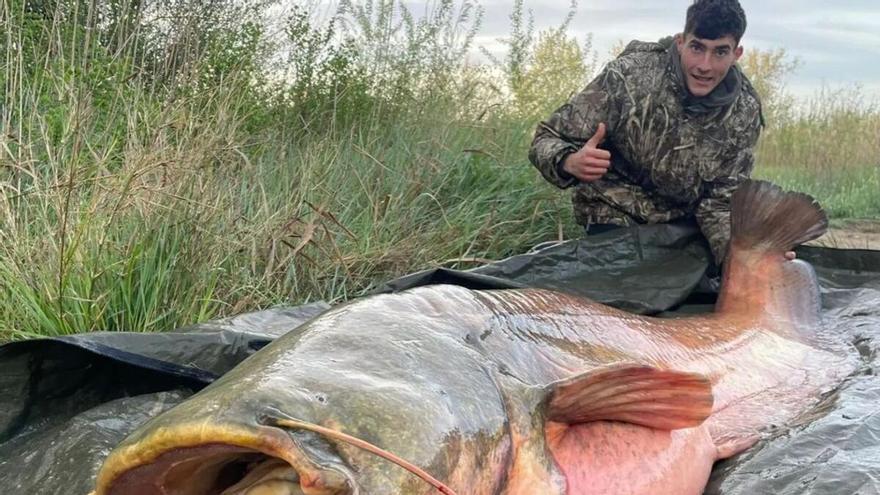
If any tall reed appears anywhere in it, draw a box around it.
[1,0,877,340]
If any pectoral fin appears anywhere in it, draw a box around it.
[546,363,714,430]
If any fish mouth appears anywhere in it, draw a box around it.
[95,422,355,495]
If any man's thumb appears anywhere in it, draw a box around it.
[585,122,607,148]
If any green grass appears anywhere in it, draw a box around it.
[1,0,877,340]
[0,107,573,339]
[754,164,880,221]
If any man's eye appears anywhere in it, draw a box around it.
[690,44,704,53]
[715,49,730,57]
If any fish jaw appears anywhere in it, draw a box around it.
[95,421,355,495]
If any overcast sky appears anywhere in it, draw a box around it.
[474,0,880,98]
[303,1,880,99]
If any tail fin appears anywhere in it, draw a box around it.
[717,181,827,337]
[729,180,827,255]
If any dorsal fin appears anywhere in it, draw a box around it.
[546,363,714,430]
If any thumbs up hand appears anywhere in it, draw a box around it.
[562,123,611,182]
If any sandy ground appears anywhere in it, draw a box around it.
[808,220,880,250]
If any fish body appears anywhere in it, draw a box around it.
[94,181,854,495]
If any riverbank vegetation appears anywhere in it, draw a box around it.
[2,0,878,339]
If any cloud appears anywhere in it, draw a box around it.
[470,0,880,95]
[302,0,880,97]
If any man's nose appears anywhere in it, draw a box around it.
[696,52,712,72]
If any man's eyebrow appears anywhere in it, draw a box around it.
[690,39,734,51]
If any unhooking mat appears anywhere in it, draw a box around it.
[1,224,878,494]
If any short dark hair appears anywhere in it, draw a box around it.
[684,0,747,44]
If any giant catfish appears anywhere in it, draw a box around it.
[92,180,855,495]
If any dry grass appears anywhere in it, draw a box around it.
[757,88,880,172]
[1,0,877,340]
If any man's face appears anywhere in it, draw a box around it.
[676,33,744,97]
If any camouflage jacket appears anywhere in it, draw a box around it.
[528,39,763,264]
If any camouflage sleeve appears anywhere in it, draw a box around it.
[528,65,620,189]
[695,119,762,265]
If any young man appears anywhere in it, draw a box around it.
[529,0,762,265]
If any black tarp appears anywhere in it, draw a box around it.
[0,225,878,494]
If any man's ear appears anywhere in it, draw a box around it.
[675,32,684,48]
[734,45,744,61]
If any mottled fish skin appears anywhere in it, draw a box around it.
[97,282,851,495]
[96,182,855,495]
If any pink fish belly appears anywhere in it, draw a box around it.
[545,421,718,495]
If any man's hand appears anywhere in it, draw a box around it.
[562,123,611,182]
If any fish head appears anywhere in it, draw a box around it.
[94,389,358,495]
[94,314,511,495]
[94,382,469,495]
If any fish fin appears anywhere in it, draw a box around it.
[719,180,826,335]
[546,363,714,430]
[730,180,827,254]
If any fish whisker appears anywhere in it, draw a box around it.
[269,417,459,495]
